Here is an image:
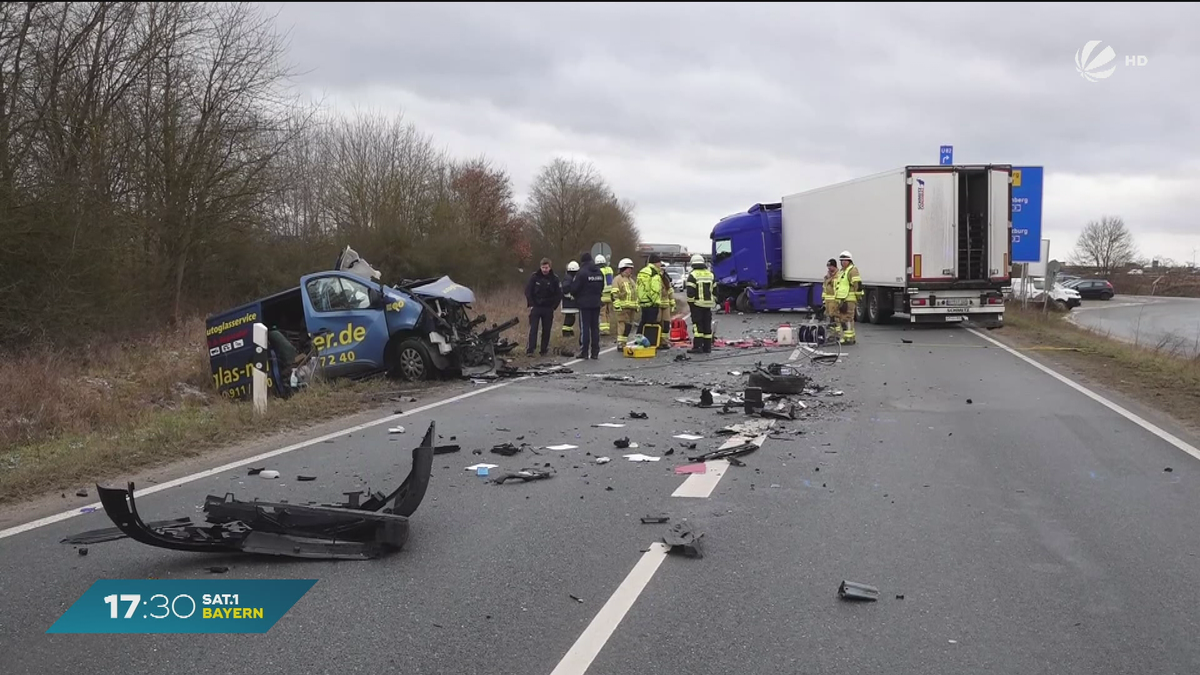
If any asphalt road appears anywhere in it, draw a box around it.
[2,311,1200,675]
[1069,295,1200,357]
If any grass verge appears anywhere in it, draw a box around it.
[0,287,530,506]
[997,302,1200,432]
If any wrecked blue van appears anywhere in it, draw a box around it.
[204,247,518,400]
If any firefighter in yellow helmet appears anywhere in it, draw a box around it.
[596,254,615,336]
[611,258,638,348]
[685,254,716,353]
[834,250,861,345]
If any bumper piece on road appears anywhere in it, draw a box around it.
[838,580,880,601]
[62,422,437,560]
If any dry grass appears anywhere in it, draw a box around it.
[0,286,536,505]
[1000,302,1200,431]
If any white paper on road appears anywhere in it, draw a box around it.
[595,457,611,464]
[388,426,405,434]
[673,434,704,441]
[592,423,626,428]
[624,454,660,462]
[465,463,499,471]
[546,444,579,451]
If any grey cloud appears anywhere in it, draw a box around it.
[265,2,1200,247]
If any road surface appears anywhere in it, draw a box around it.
[2,312,1199,675]
[1069,295,1200,357]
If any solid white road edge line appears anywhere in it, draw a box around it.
[672,433,767,498]
[549,543,670,675]
[0,344,621,541]
[967,327,1200,463]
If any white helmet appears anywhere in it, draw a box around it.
[619,258,634,270]
[567,261,580,272]
[839,250,853,260]
[690,253,706,267]
[594,254,607,265]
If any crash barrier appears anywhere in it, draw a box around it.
[252,323,268,415]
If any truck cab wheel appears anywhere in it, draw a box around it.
[855,299,868,324]
[391,338,435,381]
[735,290,751,313]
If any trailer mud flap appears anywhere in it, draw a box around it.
[69,422,437,560]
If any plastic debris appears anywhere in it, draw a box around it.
[641,515,670,524]
[674,434,704,441]
[838,580,879,601]
[297,475,316,482]
[595,457,611,464]
[593,423,626,428]
[465,463,499,472]
[389,426,406,434]
[629,412,649,419]
[493,469,553,484]
[546,444,578,451]
[662,523,703,558]
[259,470,280,480]
[624,454,661,462]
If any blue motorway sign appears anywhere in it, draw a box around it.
[939,145,953,165]
[1010,166,1044,263]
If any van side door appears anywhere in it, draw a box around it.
[299,272,390,377]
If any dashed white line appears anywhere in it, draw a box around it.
[0,345,620,540]
[548,544,670,675]
[671,433,767,498]
[968,327,1200,463]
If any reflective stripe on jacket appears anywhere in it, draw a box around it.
[686,269,716,308]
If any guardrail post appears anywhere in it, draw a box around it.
[252,322,268,415]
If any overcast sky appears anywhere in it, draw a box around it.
[265,2,1199,266]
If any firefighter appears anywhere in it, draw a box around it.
[636,254,664,345]
[834,250,862,345]
[658,268,675,350]
[820,258,838,325]
[561,261,580,338]
[596,254,615,336]
[685,254,716,354]
[612,258,638,348]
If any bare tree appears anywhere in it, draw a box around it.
[525,157,640,265]
[1071,216,1137,275]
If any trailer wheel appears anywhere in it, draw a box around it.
[392,338,435,381]
[867,290,889,325]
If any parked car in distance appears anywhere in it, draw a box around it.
[1063,278,1115,300]
[665,265,687,292]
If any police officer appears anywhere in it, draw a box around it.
[596,254,615,336]
[570,252,606,360]
[685,254,716,354]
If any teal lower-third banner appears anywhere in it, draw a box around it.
[46,579,318,634]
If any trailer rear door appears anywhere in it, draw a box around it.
[907,170,956,281]
[989,168,1012,281]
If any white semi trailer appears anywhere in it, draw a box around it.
[780,164,1014,326]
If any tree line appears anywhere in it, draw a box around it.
[0,2,640,349]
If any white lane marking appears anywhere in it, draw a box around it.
[549,543,670,675]
[967,328,1200,463]
[671,433,766,498]
[0,345,620,540]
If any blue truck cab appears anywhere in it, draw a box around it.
[711,203,820,313]
[205,247,516,401]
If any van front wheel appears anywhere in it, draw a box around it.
[391,338,435,381]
